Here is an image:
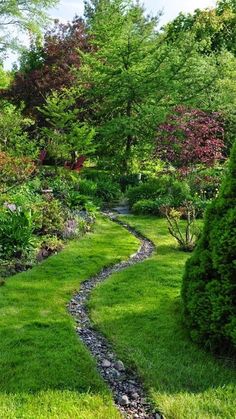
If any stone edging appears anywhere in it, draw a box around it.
[68,213,162,419]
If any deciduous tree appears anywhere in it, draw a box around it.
[155,106,225,170]
[79,0,221,172]
[0,0,58,55]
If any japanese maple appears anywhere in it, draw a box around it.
[155,106,225,170]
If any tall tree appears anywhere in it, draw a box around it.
[6,17,91,120]
[164,0,236,56]
[78,0,225,172]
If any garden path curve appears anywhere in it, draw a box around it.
[68,213,161,419]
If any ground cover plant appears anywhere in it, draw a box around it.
[89,215,236,419]
[0,216,139,418]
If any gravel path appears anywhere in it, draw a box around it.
[68,213,161,419]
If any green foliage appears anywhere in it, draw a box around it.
[0,0,58,55]
[0,66,11,88]
[0,101,36,157]
[39,90,95,162]
[79,172,122,203]
[78,178,98,196]
[132,197,172,216]
[127,176,191,208]
[182,141,236,353]
[38,197,65,236]
[38,235,64,258]
[0,206,37,260]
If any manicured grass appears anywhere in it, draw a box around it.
[89,215,236,419]
[0,216,139,418]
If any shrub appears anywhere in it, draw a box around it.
[128,176,191,208]
[0,205,37,260]
[38,198,65,236]
[95,177,121,202]
[182,141,236,354]
[132,197,172,215]
[119,173,149,192]
[37,235,64,261]
[78,179,98,196]
[81,170,121,203]
[187,166,224,200]
[164,204,201,251]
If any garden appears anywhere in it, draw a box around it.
[0,0,235,418]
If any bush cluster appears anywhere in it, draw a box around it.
[127,176,191,214]
[0,169,97,278]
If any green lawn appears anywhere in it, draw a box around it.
[89,215,236,419]
[0,216,139,419]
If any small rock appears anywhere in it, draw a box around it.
[115,360,125,371]
[119,395,130,406]
[131,392,139,400]
[102,359,111,368]
[155,414,162,419]
[111,368,120,379]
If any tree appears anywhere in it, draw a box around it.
[155,106,225,171]
[39,89,95,164]
[0,0,58,55]
[164,0,236,56]
[0,100,36,157]
[79,0,222,172]
[182,140,236,354]
[0,65,11,88]
[6,17,91,120]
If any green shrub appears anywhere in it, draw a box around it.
[81,170,121,203]
[188,166,224,200]
[132,197,172,215]
[78,179,97,196]
[128,176,191,208]
[37,235,64,261]
[96,178,121,202]
[182,142,236,354]
[38,198,65,236]
[119,173,150,192]
[0,206,37,260]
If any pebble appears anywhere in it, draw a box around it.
[102,359,112,368]
[119,395,130,406]
[131,392,140,400]
[115,360,125,371]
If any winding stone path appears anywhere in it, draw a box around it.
[68,214,161,419]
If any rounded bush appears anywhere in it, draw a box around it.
[127,176,191,208]
[182,142,236,354]
[132,197,172,215]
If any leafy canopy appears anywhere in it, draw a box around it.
[0,0,58,54]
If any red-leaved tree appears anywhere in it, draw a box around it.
[5,17,91,120]
[155,106,225,171]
